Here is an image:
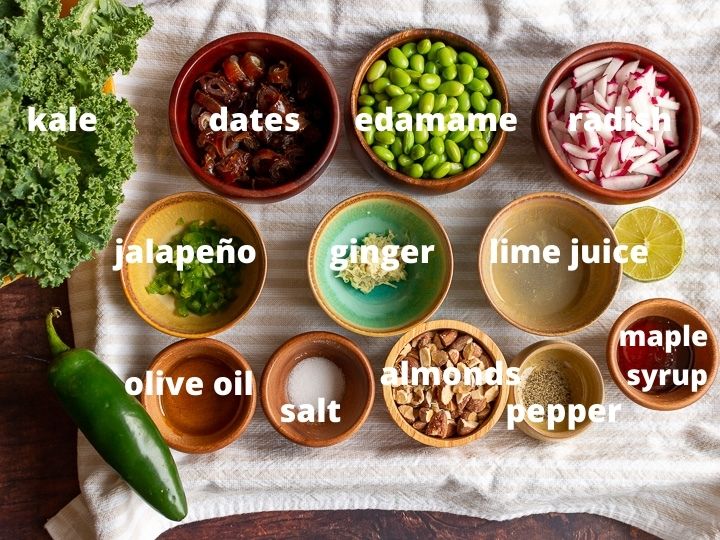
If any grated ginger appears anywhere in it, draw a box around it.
[336,231,407,294]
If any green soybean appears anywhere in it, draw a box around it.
[437,80,464,96]
[407,163,424,178]
[410,92,420,105]
[403,130,415,154]
[374,92,389,102]
[391,138,403,156]
[431,161,452,178]
[437,46,455,67]
[377,99,389,111]
[386,84,405,97]
[388,47,409,68]
[463,148,481,167]
[370,77,390,93]
[358,106,374,116]
[487,98,502,119]
[441,64,457,80]
[428,41,445,61]
[401,42,417,57]
[389,69,411,88]
[409,54,425,73]
[478,79,493,97]
[358,94,375,106]
[419,73,441,91]
[458,51,478,68]
[390,94,413,112]
[375,130,396,145]
[360,83,370,95]
[418,92,435,114]
[448,127,470,143]
[474,66,489,79]
[457,91,471,112]
[363,126,375,145]
[430,136,445,155]
[447,162,464,175]
[414,126,429,144]
[372,145,394,162]
[398,154,413,167]
[444,97,458,114]
[424,61,439,75]
[410,144,426,160]
[445,139,462,162]
[483,127,493,144]
[387,159,397,170]
[470,91,487,112]
[473,137,488,153]
[432,93,447,113]
[457,64,474,85]
[417,38,431,54]
[422,153,441,172]
[366,60,387,82]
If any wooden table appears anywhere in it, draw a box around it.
[0,279,657,539]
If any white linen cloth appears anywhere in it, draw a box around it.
[45,1,720,538]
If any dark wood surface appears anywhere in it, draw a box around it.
[0,279,658,539]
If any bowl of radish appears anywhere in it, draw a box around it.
[532,42,700,204]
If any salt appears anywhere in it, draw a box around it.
[286,357,345,405]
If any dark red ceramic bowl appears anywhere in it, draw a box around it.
[169,32,341,203]
[532,42,700,205]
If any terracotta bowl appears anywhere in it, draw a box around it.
[260,331,374,447]
[141,338,257,453]
[509,340,604,442]
[607,298,718,410]
[169,32,341,203]
[347,28,509,194]
[532,42,701,204]
[383,320,509,448]
[120,192,267,338]
[479,191,621,336]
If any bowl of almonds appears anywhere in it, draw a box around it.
[382,319,509,447]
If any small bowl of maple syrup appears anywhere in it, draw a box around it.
[606,298,718,410]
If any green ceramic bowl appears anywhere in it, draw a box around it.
[308,192,453,336]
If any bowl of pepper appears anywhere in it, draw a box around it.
[169,32,341,203]
[347,29,509,194]
[120,192,267,338]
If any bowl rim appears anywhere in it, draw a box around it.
[508,339,605,441]
[140,337,257,453]
[478,191,622,336]
[119,191,268,339]
[168,31,341,202]
[534,41,701,204]
[347,27,510,192]
[260,330,375,447]
[307,190,454,337]
[606,297,718,410]
[382,319,509,447]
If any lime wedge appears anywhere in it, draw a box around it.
[613,207,684,282]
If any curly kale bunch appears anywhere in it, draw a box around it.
[0,0,152,286]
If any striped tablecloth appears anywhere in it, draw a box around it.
[46,1,720,538]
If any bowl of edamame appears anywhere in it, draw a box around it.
[347,29,509,194]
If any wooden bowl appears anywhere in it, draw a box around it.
[607,298,718,410]
[260,331,374,447]
[141,338,257,453]
[509,340,604,442]
[347,28,509,194]
[383,320,509,447]
[120,192,267,338]
[308,191,453,337]
[532,42,701,204]
[169,32,341,203]
[479,192,621,336]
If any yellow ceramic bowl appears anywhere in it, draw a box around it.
[120,192,267,338]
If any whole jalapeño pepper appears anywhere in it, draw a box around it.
[46,309,187,521]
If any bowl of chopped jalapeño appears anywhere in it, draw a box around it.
[120,192,267,338]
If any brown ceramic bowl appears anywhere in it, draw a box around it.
[141,338,257,453]
[383,320,509,448]
[261,331,374,447]
[607,298,718,410]
[347,29,509,194]
[509,340,604,442]
[479,192,622,336]
[169,32,341,203]
[532,42,701,204]
[120,192,267,339]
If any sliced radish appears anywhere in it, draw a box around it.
[602,58,624,81]
[573,57,613,78]
[601,174,649,191]
[655,149,680,167]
